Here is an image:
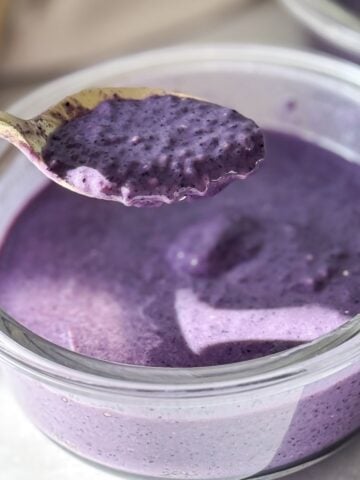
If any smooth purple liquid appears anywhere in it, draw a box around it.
[1,131,360,477]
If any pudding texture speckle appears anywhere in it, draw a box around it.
[41,95,264,206]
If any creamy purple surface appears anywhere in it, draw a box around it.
[1,131,359,366]
[1,131,360,477]
[42,95,264,206]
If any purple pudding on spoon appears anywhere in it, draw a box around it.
[0,87,264,207]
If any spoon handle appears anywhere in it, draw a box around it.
[0,111,27,145]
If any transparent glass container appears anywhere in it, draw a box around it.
[0,45,360,480]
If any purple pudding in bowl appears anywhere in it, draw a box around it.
[0,45,359,480]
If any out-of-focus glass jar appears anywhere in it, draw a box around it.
[0,45,360,480]
[281,0,360,62]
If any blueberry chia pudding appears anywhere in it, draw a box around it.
[0,93,360,479]
[42,95,264,206]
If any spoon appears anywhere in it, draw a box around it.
[0,88,170,193]
[0,87,264,207]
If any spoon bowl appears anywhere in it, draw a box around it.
[0,87,264,206]
[0,87,178,196]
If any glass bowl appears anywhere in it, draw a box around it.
[0,45,360,480]
[281,0,360,62]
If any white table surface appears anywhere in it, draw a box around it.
[1,1,359,479]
